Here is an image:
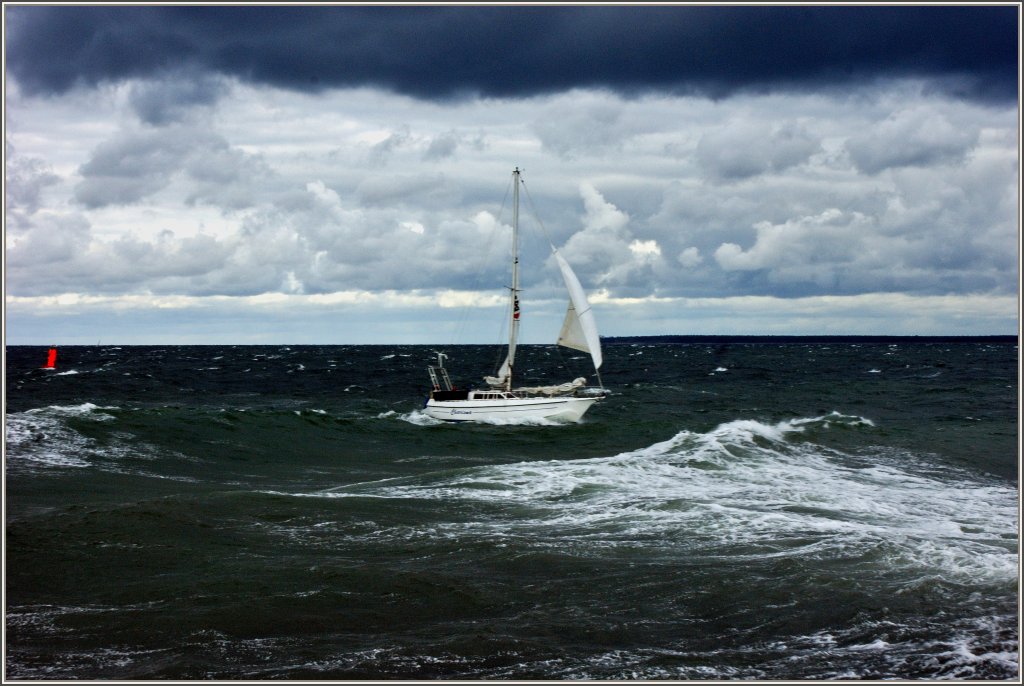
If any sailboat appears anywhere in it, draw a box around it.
[424,168,604,423]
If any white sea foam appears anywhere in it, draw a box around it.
[292,408,328,417]
[325,412,1017,584]
[5,411,95,469]
[25,402,119,419]
[6,405,196,477]
[771,613,1020,680]
[472,414,564,426]
[394,409,444,426]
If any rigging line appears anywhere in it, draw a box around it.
[522,173,604,391]
[518,175,566,331]
[551,339,582,382]
[520,175,558,251]
[482,172,517,375]
[447,174,515,349]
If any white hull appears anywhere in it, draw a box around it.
[425,395,598,423]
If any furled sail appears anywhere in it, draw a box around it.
[553,250,602,370]
[486,292,519,387]
[484,357,510,387]
[516,377,587,396]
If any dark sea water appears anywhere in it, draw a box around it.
[4,338,1019,680]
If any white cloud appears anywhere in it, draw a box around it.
[714,208,871,274]
[3,77,1017,341]
[423,131,459,160]
[6,290,1014,344]
[845,105,979,174]
[677,247,703,268]
[588,291,1017,337]
[6,212,91,267]
[532,91,630,159]
[629,239,661,259]
[282,271,304,294]
[557,183,661,290]
[305,180,343,210]
[697,119,821,180]
[5,153,60,214]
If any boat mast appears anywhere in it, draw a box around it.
[507,167,521,391]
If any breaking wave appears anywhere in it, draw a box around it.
[316,413,1017,584]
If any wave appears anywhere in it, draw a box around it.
[5,411,94,469]
[316,413,1017,584]
[5,404,198,478]
[388,408,573,427]
[380,409,440,426]
[517,611,1019,680]
[5,404,125,470]
[24,402,119,418]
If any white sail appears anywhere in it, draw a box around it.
[557,302,589,353]
[553,250,602,370]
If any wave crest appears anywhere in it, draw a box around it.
[324,412,1016,585]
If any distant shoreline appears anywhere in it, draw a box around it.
[602,334,1019,346]
[5,335,1018,348]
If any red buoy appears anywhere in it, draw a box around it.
[43,346,57,369]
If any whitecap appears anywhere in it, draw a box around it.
[392,410,443,426]
[320,412,1015,585]
[470,414,565,427]
[5,412,93,469]
[27,403,118,419]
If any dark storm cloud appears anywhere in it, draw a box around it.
[128,72,227,125]
[6,5,1018,103]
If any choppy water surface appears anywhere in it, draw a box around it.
[4,338,1019,679]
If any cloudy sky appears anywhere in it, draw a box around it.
[4,4,1019,344]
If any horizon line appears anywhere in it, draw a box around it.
[5,334,1018,348]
